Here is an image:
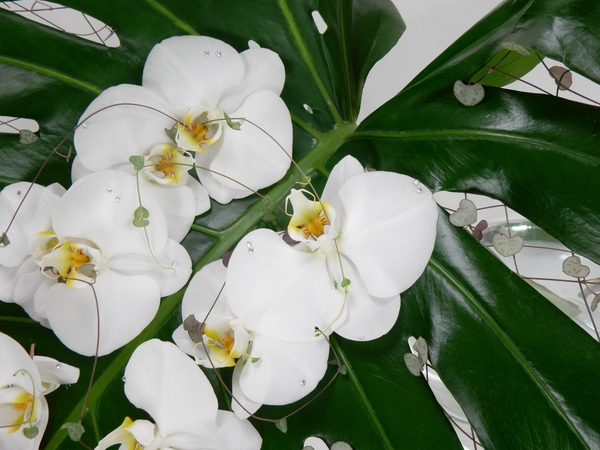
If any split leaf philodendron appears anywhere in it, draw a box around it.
[1,1,600,449]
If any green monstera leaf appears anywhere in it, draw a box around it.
[1,0,599,449]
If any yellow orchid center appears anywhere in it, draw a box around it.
[0,386,39,435]
[286,189,333,240]
[95,417,155,450]
[203,327,238,367]
[176,109,223,153]
[39,240,95,286]
[145,144,194,184]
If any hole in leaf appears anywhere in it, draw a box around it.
[1,0,120,47]
[0,115,39,134]
[311,10,327,34]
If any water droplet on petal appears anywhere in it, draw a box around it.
[82,123,87,129]
[16,191,21,195]
[122,376,126,382]
[359,336,365,341]
[6,384,14,388]
[246,241,254,254]
[300,380,306,386]
[216,50,221,57]
[416,188,422,194]
[56,363,61,369]
[414,179,419,186]
[106,187,112,192]
[114,197,120,202]
[204,50,210,56]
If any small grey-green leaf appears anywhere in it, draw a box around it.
[0,232,10,247]
[562,255,590,278]
[78,263,97,279]
[449,199,477,227]
[129,155,145,171]
[549,66,573,90]
[164,127,177,143]
[500,41,531,56]
[331,442,354,450]
[338,365,347,375]
[404,353,423,377]
[341,278,351,288]
[453,80,485,106]
[250,357,261,363]
[413,337,428,365]
[275,418,288,433]
[223,111,243,130]
[183,314,205,343]
[591,294,600,312]
[492,232,524,257]
[19,130,39,144]
[61,422,85,441]
[22,425,39,439]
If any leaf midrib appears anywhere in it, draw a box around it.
[351,129,600,166]
[0,56,101,95]
[427,256,589,448]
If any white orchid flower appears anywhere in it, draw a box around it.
[142,35,293,204]
[172,260,329,420]
[0,182,65,326]
[226,156,438,343]
[73,84,210,242]
[96,339,262,450]
[2,171,191,356]
[0,332,79,450]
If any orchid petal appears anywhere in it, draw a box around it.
[219,47,286,112]
[124,340,218,438]
[231,364,261,420]
[0,183,62,267]
[71,156,94,183]
[321,155,365,213]
[182,410,262,450]
[74,84,180,172]
[44,271,160,356]
[181,260,231,318]
[183,175,211,216]
[333,258,401,341]
[109,238,191,296]
[239,333,329,405]
[336,171,438,298]
[0,396,47,450]
[52,171,170,258]
[143,36,245,109]
[0,333,42,393]
[227,229,345,342]
[32,356,80,395]
[197,90,292,204]
[137,177,197,242]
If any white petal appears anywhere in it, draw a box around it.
[143,36,245,108]
[182,260,231,319]
[231,363,261,420]
[321,155,365,212]
[0,183,62,267]
[52,171,170,258]
[227,229,345,342]
[183,175,211,216]
[197,91,292,203]
[44,271,160,356]
[182,410,262,450]
[137,177,197,242]
[0,332,42,392]
[124,340,218,437]
[71,156,94,183]
[337,172,438,298]
[239,334,329,405]
[333,258,401,341]
[0,396,48,450]
[33,356,80,395]
[74,84,180,172]
[109,239,191,297]
[219,47,286,112]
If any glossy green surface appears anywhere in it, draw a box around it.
[0,0,599,449]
